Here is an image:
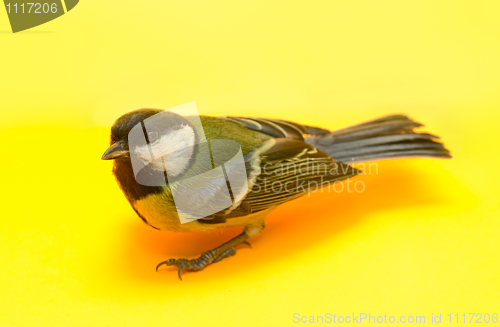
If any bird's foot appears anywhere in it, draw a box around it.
[156,241,251,280]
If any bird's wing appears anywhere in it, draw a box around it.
[222,116,331,141]
[198,138,361,224]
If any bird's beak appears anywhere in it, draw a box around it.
[101,141,129,160]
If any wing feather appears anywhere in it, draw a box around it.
[199,138,361,224]
[222,116,331,139]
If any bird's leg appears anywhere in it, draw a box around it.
[156,231,254,280]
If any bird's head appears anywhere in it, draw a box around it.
[101,108,198,178]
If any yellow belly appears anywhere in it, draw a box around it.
[132,192,275,233]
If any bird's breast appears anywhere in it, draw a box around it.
[131,192,215,233]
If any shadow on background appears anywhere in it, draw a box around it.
[109,159,474,284]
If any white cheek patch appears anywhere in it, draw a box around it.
[133,125,196,177]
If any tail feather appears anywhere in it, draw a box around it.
[306,115,452,163]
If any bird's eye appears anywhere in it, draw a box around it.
[147,131,158,143]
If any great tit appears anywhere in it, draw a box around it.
[102,109,451,279]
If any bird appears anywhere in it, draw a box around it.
[101,108,451,279]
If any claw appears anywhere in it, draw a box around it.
[177,263,185,281]
[156,259,188,280]
[156,261,167,272]
[241,241,252,249]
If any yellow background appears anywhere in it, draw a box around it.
[1,0,499,326]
